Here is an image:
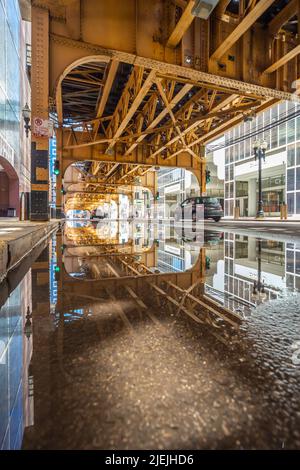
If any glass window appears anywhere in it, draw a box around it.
[257,113,263,131]
[296,252,300,275]
[234,126,239,140]
[0,2,5,92]
[233,144,238,162]
[271,127,278,148]
[229,199,234,217]
[5,100,19,153]
[287,145,295,167]
[296,117,300,141]
[225,149,229,165]
[238,141,244,160]
[286,250,294,273]
[287,101,295,114]
[287,192,295,213]
[225,165,229,181]
[6,34,20,117]
[297,168,300,190]
[225,200,229,216]
[245,138,250,158]
[287,169,295,191]
[271,106,278,121]
[264,129,271,149]
[296,142,300,166]
[287,119,295,144]
[0,87,5,135]
[270,107,278,148]
[6,0,20,51]
[278,101,286,116]
[295,192,300,214]
[286,274,294,290]
[278,123,286,147]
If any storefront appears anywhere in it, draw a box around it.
[235,175,285,217]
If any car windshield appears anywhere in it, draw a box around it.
[203,198,219,204]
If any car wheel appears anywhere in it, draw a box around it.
[214,217,221,222]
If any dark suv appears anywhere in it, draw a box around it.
[175,197,224,222]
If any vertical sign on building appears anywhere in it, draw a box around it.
[30,7,50,221]
[49,138,57,218]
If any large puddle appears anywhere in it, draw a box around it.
[1,221,300,449]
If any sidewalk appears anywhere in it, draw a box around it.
[0,219,58,283]
[222,216,300,223]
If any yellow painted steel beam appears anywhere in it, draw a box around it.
[210,0,277,63]
[105,68,156,152]
[94,59,119,130]
[214,0,231,17]
[263,44,300,74]
[269,0,298,36]
[148,94,240,159]
[125,84,193,155]
[166,0,195,48]
[50,34,296,101]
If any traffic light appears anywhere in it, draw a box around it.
[205,170,211,184]
[155,191,160,200]
[205,256,211,270]
[61,188,66,195]
[54,160,60,175]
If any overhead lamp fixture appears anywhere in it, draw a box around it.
[184,55,193,65]
[191,0,220,20]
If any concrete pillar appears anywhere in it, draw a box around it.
[248,178,257,217]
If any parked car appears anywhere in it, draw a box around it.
[90,209,107,220]
[175,197,224,222]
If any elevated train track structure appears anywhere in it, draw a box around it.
[25,0,300,220]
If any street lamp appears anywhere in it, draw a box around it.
[253,138,268,219]
[251,239,267,303]
[24,306,32,340]
[22,103,31,137]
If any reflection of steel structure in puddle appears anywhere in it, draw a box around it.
[60,262,241,349]
[63,246,157,279]
[59,243,242,343]
[63,223,154,248]
[103,254,242,331]
[64,244,137,257]
[64,225,121,246]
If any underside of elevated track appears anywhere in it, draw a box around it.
[22,0,300,220]
[2,0,298,452]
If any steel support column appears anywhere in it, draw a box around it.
[30,7,50,221]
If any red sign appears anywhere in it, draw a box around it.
[33,117,54,138]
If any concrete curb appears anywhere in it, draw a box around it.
[0,221,58,284]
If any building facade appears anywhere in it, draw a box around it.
[157,168,199,219]
[0,0,31,219]
[221,101,300,218]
